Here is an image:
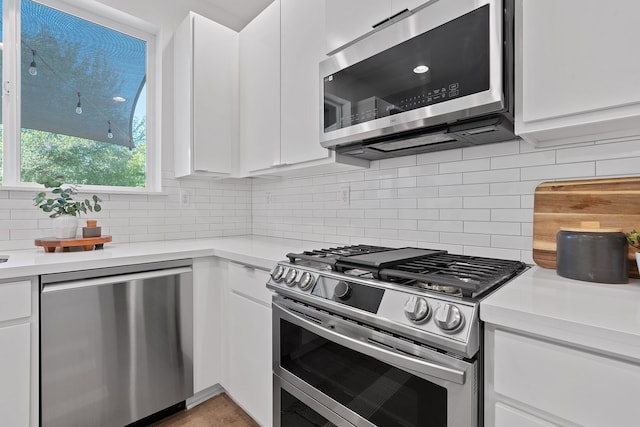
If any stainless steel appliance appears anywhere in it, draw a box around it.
[40,259,193,427]
[320,0,514,160]
[268,246,527,426]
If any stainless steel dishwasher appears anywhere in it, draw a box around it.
[40,259,194,427]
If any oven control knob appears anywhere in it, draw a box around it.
[403,296,430,324]
[434,303,464,332]
[298,272,315,290]
[271,265,285,282]
[284,269,298,286]
[334,281,351,299]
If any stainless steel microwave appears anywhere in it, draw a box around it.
[320,0,514,160]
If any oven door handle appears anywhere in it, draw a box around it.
[275,301,466,385]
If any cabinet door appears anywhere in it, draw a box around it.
[280,0,330,165]
[193,257,223,394]
[173,13,238,177]
[325,0,390,53]
[192,14,237,174]
[495,403,557,427]
[0,323,31,426]
[493,328,640,426]
[516,0,640,145]
[239,1,281,172]
[226,292,272,427]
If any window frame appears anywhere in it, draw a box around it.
[1,0,161,193]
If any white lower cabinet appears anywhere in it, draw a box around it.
[485,325,640,427]
[494,403,557,427]
[0,323,30,426]
[193,257,224,394]
[223,261,273,427]
[0,278,38,427]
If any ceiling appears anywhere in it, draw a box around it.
[201,0,274,30]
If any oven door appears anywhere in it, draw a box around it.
[272,296,478,427]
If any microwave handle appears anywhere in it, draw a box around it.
[274,301,466,385]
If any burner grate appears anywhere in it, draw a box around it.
[379,253,527,297]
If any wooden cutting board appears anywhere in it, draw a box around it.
[533,177,640,278]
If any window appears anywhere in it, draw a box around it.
[1,0,158,191]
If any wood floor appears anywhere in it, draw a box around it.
[152,393,259,427]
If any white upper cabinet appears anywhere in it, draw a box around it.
[173,12,238,177]
[239,2,281,173]
[240,0,369,176]
[325,0,389,53]
[325,0,425,53]
[515,0,640,147]
[280,0,330,165]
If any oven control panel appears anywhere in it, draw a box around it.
[268,262,479,351]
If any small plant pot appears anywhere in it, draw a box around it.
[636,253,640,275]
[52,215,78,239]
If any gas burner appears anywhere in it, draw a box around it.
[415,282,462,297]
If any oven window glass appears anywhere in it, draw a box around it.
[281,389,337,427]
[280,319,447,427]
[323,5,490,132]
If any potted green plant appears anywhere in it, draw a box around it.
[33,175,103,239]
[625,229,640,273]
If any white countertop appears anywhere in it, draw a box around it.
[0,235,326,279]
[4,236,639,363]
[481,266,640,363]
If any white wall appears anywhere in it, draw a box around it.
[252,137,640,263]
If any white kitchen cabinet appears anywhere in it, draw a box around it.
[515,0,640,147]
[485,325,640,426]
[280,0,331,165]
[0,278,38,427]
[240,0,369,177]
[222,261,273,427]
[325,0,389,53]
[239,1,281,173]
[174,12,238,177]
[192,257,223,395]
[324,0,424,53]
[494,403,557,427]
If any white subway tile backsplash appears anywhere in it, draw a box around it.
[398,209,439,220]
[1,138,635,260]
[491,150,555,169]
[441,232,490,247]
[596,157,640,176]
[463,195,520,209]
[398,164,439,177]
[557,139,640,163]
[464,221,520,235]
[418,220,463,232]
[439,184,490,197]
[521,162,595,181]
[440,158,490,174]
[417,173,462,187]
[463,168,520,184]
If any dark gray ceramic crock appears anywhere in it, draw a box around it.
[556,230,628,283]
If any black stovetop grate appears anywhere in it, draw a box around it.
[378,252,527,297]
[286,245,527,298]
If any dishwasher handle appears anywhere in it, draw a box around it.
[41,266,193,293]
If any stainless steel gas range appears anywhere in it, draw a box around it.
[267,245,527,427]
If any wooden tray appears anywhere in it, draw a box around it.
[533,177,640,278]
[35,236,112,253]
